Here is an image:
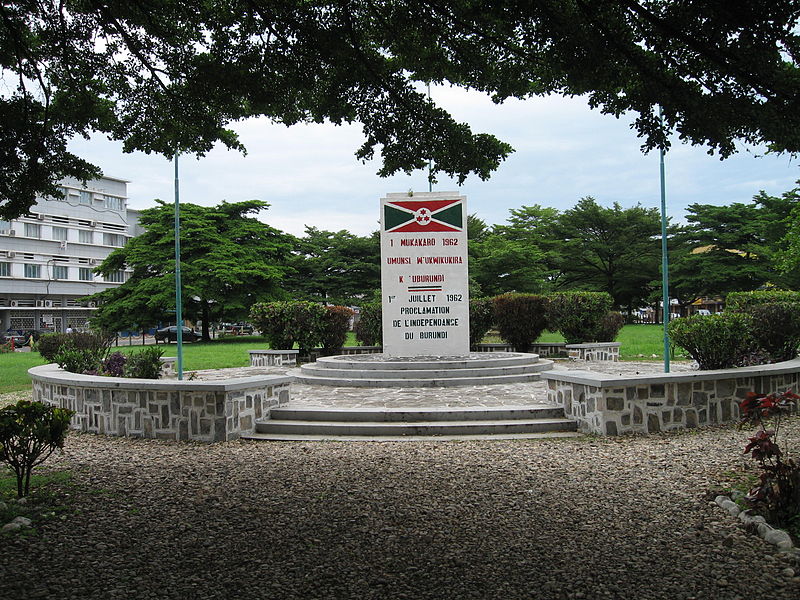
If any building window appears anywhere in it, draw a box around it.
[52,226,68,241]
[103,233,126,247]
[58,187,68,201]
[0,220,9,233]
[24,264,40,278]
[53,265,68,279]
[79,229,94,244]
[0,262,9,276]
[79,190,92,205]
[105,270,126,283]
[24,223,41,238]
[104,195,124,211]
[79,267,93,281]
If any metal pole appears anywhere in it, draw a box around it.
[659,106,670,373]
[427,82,432,193]
[174,152,184,380]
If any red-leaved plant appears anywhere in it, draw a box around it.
[738,390,800,527]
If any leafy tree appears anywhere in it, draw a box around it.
[550,197,661,313]
[286,227,380,305]
[87,200,294,340]
[4,2,800,219]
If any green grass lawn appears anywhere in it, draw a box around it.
[0,327,674,395]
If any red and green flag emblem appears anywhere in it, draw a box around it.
[383,199,463,233]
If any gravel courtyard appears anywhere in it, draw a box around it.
[2,397,800,599]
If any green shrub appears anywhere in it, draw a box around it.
[726,290,800,312]
[53,347,103,374]
[547,291,613,343]
[669,313,753,370]
[0,400,74,497]
[250,301,327,352]
[124,346,164,379]
[493,293,549,353]
[597,311,625,342]
[469,298,495,348]
[38,331,113,363]
[0,341,12,353]
[320,305,355,351]
[354,302,382,346]
[746,302,800,362]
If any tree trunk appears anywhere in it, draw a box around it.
[202,301,211,342]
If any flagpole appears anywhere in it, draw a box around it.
[174,151,183,380]
[659,106,670,373]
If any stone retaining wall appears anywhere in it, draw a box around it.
[248,349,299,367]
[474,343,568,357]
[566,342,620,362]
[29,364,292,443]
[542,359,800,435]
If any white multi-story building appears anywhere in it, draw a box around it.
[0,176,141,334]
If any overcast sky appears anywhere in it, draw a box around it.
[67,85,800,237]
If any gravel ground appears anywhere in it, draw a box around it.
[2,388,800,599]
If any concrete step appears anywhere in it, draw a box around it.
[298,362,551,380]
[290,372,544,387]
[255,417,578,437]
[313,352,541,371]
[269,405,567,422]
[242,431,584,442]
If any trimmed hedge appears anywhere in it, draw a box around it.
[320,306,355,351]
[726,290,800,312]
[548,292,613,343]
[354,302,382,346]
[669,313,753,370]
[746,302,800,362]
[597,311,625,342]
[469,298,495,349]
[249,301,327,353]
[38,331,113,364]
[493,293,549,353]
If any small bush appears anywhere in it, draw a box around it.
[52,347,103,374]
[38,331,113,363]
[547,291,613,343]
[493,293,549,353]
[668,313,753,369]
[0,400,74,497]
[320,306,355,351]
[124,346,164,379]
[744,302,800,362]
[0,341,12,353]
[354,302,382,346]
[469,298,495,348]
[250,301,327,353]
[597,311,625,342]
[103,351,128,377]
[726,290,800,312]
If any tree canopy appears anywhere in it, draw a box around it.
[3,1,800,219]
[86,200,293,339]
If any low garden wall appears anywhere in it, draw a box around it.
[474,342,568,357]
[29,364,292,443]
[566,342,620,362]
[249,349,299,367]
[542,359,800,435]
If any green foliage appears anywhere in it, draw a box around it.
[550,198,661,312]
[287,227,380,305]
[0,342,12,354]
[469,298,495,348]
[548,292,614,344]
[597,311,626,343]
[354,302,383,347]
[0,401,74,497]
[492,293,549,353]
[249,301,327,353]
[86,200,295,339]
[124,346,165,380]
[37,332,113,364]
[745,303,800,362]
[726,290,800,311]
[668,313,754,370]
[320,306,355,351]
[52,348,102,375]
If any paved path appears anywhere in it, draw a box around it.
[191,359,696,409]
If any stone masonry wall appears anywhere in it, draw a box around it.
[566,343,620,362]
[29,365,291,442]
[249,350,298,367]
[544,361,800,435]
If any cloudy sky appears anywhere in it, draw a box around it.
[68,85,800,237]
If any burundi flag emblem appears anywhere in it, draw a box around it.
[383,198,463,233]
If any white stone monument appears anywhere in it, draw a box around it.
[380,191,470,357]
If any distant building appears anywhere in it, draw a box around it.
[0,176,141,333]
